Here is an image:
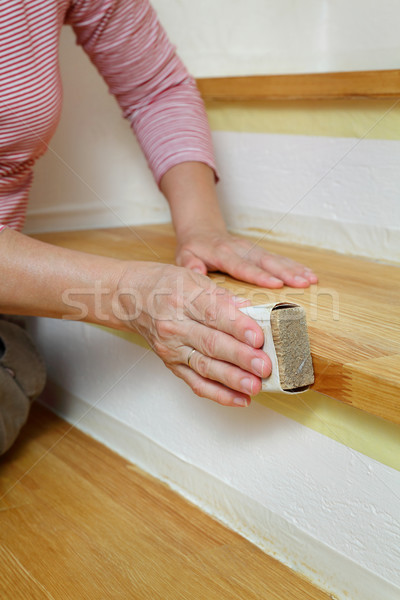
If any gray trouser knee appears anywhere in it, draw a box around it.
[0,321,46,456]
[0,367,31,455]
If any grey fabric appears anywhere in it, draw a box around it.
[0,367,31,455]
[0,321,46,455]
[0,321,46,400]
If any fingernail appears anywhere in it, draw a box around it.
[240,378,253,394]
[269,276,283,284]
[233,397,249,407]
[245,329,257,346]
[294,275,308,284]
[251,357,266,377]
[192,267,203,273]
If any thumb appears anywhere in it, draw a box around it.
[177,248,208,275]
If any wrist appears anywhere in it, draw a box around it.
[58,257,130,330]
[112,260,166,334]
[160,161,228,242]
[175,218,228,246]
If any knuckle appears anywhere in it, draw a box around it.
[179,242,193,255]
[191,380,206,398]
[236,239,250,253]
[153,340,170,361]
[156,319,177,340]
[281,268,296,280]
[237,346,250,368]
[214,390,230,406]
[216,241,230,253]
[230,260,251,278]
[196,354,211,377]
[203,302,219,324]
[260,254,279,268]
[203,331,217,356]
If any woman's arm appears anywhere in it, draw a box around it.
[0,228,270,407]
[66,0,216,186]
[160,162,318,288]
[66,1,318,288]
[0,228,124,325]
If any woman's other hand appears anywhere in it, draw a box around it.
[160,162,318,289]
[176,230,318,289]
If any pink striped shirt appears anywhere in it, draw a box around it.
[0,0,216,233]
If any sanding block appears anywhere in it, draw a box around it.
[240,303,314,394]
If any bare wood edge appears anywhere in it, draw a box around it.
[308,357,400,425]
[196,69,400,101]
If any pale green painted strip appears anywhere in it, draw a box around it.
[206,99,400,140]
[256,390,400,472]
[94,324,400,472]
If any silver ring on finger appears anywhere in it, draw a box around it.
[187,348,197,368]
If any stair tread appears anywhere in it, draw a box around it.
[0,403,332,600]
[33,224,400,424]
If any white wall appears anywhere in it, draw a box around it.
[153,0,400,77]
[214,131,400,262]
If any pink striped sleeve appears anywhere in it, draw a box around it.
[65,0,217,185]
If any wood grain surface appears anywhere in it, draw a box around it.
[196,69,400,101]
[32,225,400,424]
[0,403,331,600]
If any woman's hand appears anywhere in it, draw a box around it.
[0,229,270,408]
[117,262,271,407]
[175,229,318,289]
[160,162,318,289]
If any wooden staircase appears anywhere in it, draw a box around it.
[1,223,398,599]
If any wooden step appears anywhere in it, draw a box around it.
[0,403,331,600]
[33,224,400,424]
[196,69,400,101]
